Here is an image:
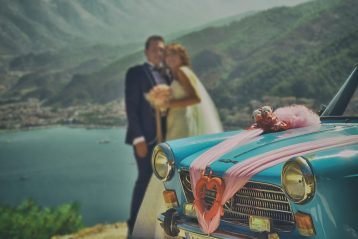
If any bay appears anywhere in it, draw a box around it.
[0,126,136,226]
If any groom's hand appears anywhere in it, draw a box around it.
[135,141,148,158]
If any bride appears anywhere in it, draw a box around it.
[132,43,222,238]
[164,43,223,139]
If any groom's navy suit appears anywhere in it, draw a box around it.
[124,62,170,234]
[125,63,168,145]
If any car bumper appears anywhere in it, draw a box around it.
[158,213,265,239]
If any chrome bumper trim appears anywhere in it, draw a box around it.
[158,214,256,239]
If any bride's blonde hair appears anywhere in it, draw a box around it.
[165,43,191,68]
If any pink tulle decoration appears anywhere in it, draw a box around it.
[274,105,320,129]
[189,104,323,234]
[191,134,358,234]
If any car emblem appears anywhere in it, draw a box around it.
[219,159,238,164]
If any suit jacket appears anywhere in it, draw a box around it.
[125,63,171,145]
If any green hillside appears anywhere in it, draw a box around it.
[0,0,286,55]
[1,0,357,128]
[50,51,144,106]
[0,43,141,104]
[52,0,358,127]
[1,0,284,108]
[166,11,257,42]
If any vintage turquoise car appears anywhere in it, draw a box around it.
[152,65,358,239]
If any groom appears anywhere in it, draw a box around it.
[124,35,171,235]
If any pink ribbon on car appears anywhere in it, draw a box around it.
[189,105,358,234]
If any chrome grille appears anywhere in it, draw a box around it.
[179,170,295,232]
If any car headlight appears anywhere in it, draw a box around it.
[281,157,315,204]
[152,145,174,181]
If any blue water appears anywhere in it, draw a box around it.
[0,126,136,226]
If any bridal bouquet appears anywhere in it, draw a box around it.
[145,84,171,112]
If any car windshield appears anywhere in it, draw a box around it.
[343,82,358,116]
[321,66,358,118]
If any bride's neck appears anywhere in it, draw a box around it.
[171,68,179,79]
[170,66,182,79]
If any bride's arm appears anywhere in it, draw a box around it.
[168,68,201,109]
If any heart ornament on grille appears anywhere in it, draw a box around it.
[194,175,225,221]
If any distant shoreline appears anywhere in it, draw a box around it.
[0,98,128,133]
[0,123,127,134]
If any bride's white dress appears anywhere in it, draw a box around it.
[167,66,223,139]
[132,66,222,238]
[166,79,190,140]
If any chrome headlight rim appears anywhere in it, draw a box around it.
[151,144,174,182]
[281,156,315,204]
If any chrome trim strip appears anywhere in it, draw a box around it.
[234,203,294,213]
[235,194,290,203]
[239,188,285,194]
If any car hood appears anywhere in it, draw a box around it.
[173,124,358,183]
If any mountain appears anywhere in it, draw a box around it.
[0,42,142,103]
[0,0,308,55]
[51,0,358,127]
[0,0,310,109]
[3,0,357,128]
[165,11,257,41]
[50,5,300,105]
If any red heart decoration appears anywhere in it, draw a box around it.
[194,175,225,221]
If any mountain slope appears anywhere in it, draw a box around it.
[53,0,358,128]
[1,0,357,128]
[0,0,308,55]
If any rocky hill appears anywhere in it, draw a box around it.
[50,0,358,127]
[0,0,303,54]
[2,0,356,128]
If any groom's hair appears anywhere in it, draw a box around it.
[145,35,164,50]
